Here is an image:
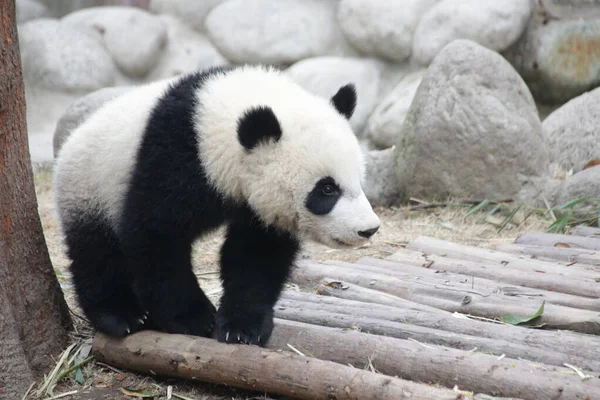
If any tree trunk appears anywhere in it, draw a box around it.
[0,2,72,398]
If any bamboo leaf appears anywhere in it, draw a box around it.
[501,301,545,326]
[497,204,522,233]
[464,199,490,220]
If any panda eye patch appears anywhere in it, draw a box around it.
[305,177,342,215]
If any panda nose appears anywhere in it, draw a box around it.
[358,226,379,238]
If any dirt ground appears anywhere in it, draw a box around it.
[30,167,553,400]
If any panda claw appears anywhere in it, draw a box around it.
[126,327,131,334]
[237,334,241,342]
[225,331,229,341]
[138,318,145,325]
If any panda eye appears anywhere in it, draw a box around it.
[322,184,335,196]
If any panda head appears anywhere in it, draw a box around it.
[197,66,380,248]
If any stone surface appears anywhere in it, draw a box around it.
[53,87,132,157]
[503,6,600,105]
[337,0,439,62]
[363,148,401,207]
[365,70,425,150]
[62,6,167,77]
[16,0,49,23]
[394,39,549,202]
[149,0,223,32]
[285,57,385,134]
[148,15,228,80]
[413,0,532,65]
[19,19,116,92]
[205,0,356,65]
[542,86,600,173]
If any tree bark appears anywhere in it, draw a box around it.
[495,243,600,266]
[569,225,600,238]
[0,2,72,398]
[93,331,463,400]
[515,232,600,251]
[266,319,600,400]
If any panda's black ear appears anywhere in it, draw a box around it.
[330,84,356,120]
[237,106,282,151]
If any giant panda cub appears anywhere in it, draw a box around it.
[54,65,381,347]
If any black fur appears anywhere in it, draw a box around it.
[66,66,299,346]
[237,106,282,150]
[331,84,357,120]
[305,176,342,216]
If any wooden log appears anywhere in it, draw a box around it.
[495,243,600,266]
[283,287,600,351]
[268,319,600,400]
[92,331,462,400]
[570,225,600,238]
[402,237,600,298]
[515,232,600,251]
[278,289,600,372]
[274,299,600,373]
[354,256,600,311]
[405,236,600,280]
[292,260,600,335]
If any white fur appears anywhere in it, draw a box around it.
[54,77,177,229]
[55,65,380,248]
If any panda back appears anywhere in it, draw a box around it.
[54,78,178,229]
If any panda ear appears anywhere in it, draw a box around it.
[237,106,282,151]
[330,84,356,120]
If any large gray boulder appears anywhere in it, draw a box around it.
[53,87,131,157]
[337,0,439,63]
[394,39,549,202]
[16,0,48,23]
[365,70,425,150]
[285,57,385,135]
[148,15,228,80]
[503,5,600,105]
[413,0,532,65]
[19,19,116,92]
[62,6,167,78]
[149,0,223,32]
[543,86,600,173]
[205,0,356,65]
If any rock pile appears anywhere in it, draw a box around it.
[19,0,600,208]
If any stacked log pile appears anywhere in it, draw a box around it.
[93,227,600,400]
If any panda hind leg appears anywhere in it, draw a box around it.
[65,215,149,337]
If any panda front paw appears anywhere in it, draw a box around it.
[92,309,150,337]
[160,302,216,337]
[215,308,274,347]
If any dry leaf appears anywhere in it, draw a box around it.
[554,242,571,248]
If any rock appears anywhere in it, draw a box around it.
[285,57,385,134]
[149,0,223,32]
[413,0,532,65]
[542,86,600,173]
[19,19,116,92]
[16,0,48,23]
[53,86,132,157]
[148,15,228,80]
[365,70,425,150]
[363,148,401,207]
[503,4,600,104]
[62,6,167,77]
[338,0,439,62]
[205,0,356,65]
[395,39,549,202]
